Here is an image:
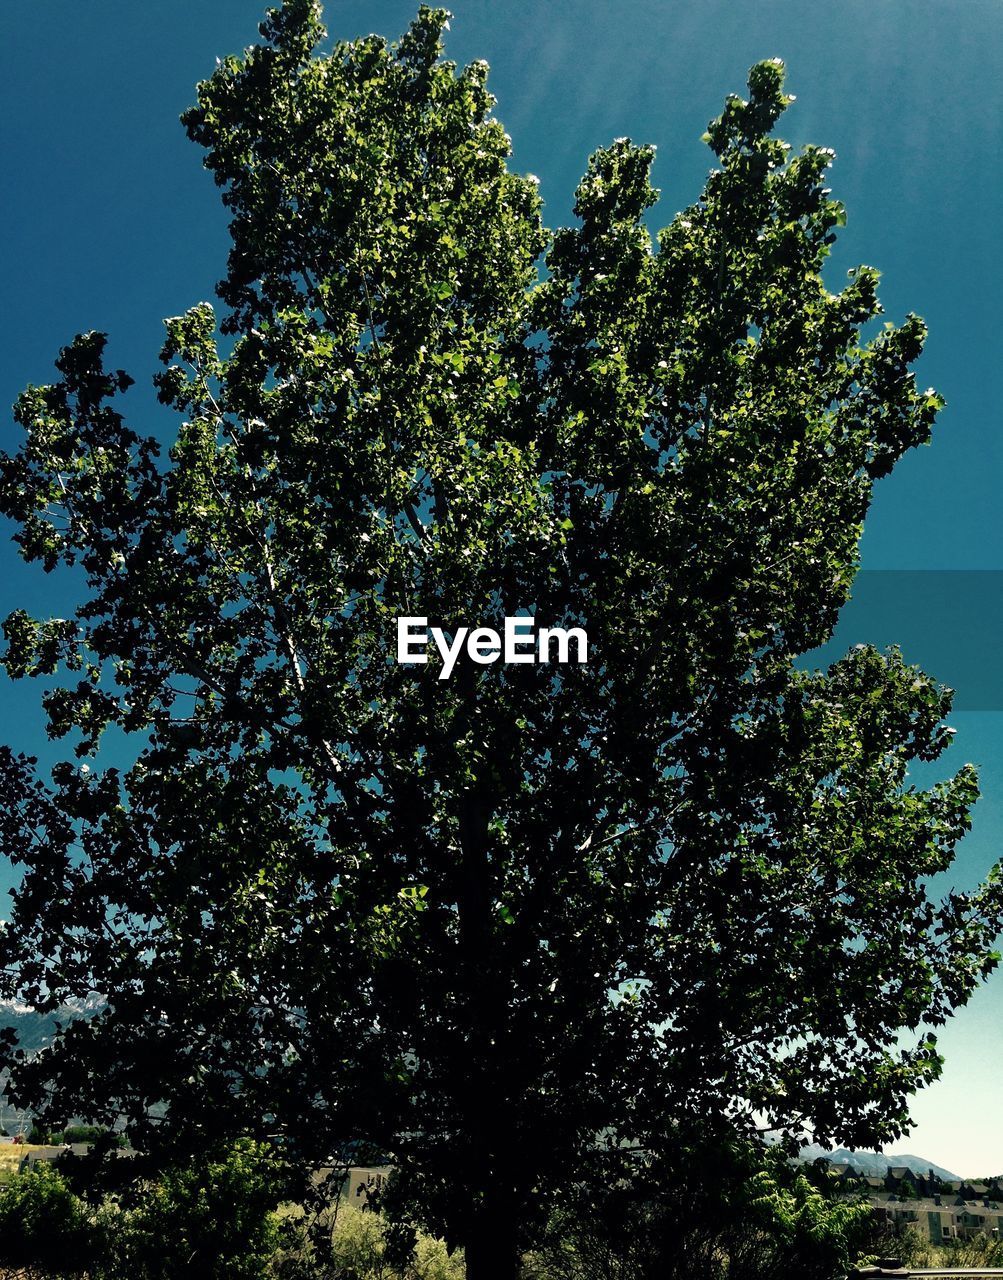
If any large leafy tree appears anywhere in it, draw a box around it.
[0,2,999,1275]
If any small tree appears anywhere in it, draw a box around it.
[0,4,1000,1277]
[0,1162,96,1273]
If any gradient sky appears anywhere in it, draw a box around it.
[3,0,1003,1174]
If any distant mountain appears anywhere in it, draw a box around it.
[799,1143,959,1182]
[0,995,104,1056]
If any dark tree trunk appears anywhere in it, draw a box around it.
[464,1194,521,1280]
[453,668,523,1280]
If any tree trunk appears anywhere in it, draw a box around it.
[454,669,521,1280]
[464,1193,521,1280]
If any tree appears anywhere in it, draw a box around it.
[0,3,999,1276]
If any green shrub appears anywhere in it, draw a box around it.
[269,1202,464,1280]
[892,1223,1003,1270]
[527,1142,874,1280]
[0,1161,98,1272]
[63,1123,115,1145]
[730,1163,872,1280]
[327,1203,464,1280]
[96,1138,286,1280]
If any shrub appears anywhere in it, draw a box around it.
[527,1141,873,1280]
[328,1204,464,1280]
[63,1123,116,1145]
[0,1161,98,1272]
[96,1138,286,1280]
[270,1202,465,1280]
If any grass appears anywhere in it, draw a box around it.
[0,1145,49,1185]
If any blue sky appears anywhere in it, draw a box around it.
[3,0,1003,1174]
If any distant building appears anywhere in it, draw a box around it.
[17,1144,135,1174]
[18,1144,92,1172]
[870,1194,1003,1243]
[345,1166,390,1206]
[881,1165,947,1199]
[309,1165,392,1208]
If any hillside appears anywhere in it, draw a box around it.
[0,996,103,1056]
[799,1144,959,1181]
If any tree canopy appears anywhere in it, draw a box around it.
[0,3,1000,1275]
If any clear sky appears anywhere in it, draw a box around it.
[3,0,1003,1175]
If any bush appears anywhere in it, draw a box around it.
[63,1123,119,1145]
[328,1203,464,1280]
[0,1161,98,1272]
[0,1138,300,1279]
[269,1201,465,1280]
[729,1163,872,1280]
[96,1138,287,1280]
[890,1222,1003,1270]
[527,1141,873,1280]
